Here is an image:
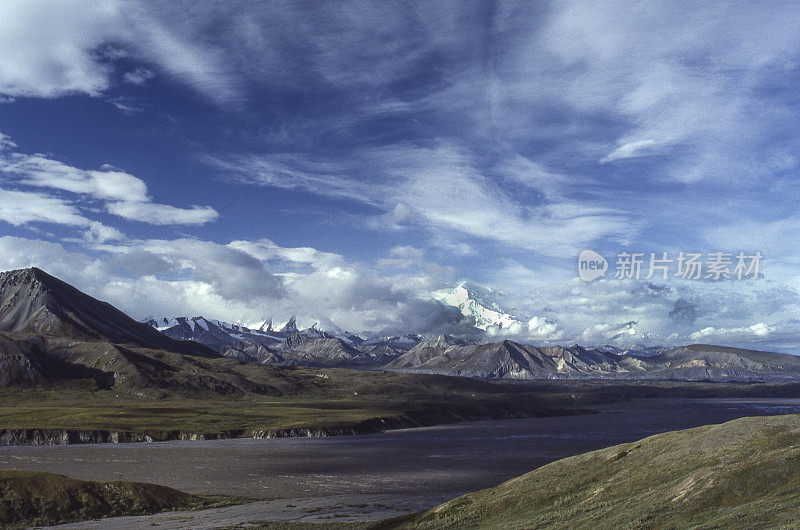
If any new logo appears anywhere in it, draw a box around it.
[578,250,608,281]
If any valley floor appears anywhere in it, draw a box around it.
[14,397,800,528]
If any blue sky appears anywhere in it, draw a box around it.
[1,1,800,350]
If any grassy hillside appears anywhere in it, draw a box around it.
[391,414,800,529]
[0,469,213,527]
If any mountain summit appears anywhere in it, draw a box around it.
[0,267,306,393]
[0,267,211,356]
[437,282,522,331]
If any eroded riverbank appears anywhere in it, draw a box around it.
[10,397,800,528]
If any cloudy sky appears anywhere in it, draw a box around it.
[0,1,799,350]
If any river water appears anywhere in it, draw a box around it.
[8,397,799,528]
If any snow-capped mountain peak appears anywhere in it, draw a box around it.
[437,282,521,331]
[146,316,255,335]
[146,312,367,356]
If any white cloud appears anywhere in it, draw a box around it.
[691,323,775,342]
[497,155,576,200]
[206,153,382,206]
[122,68,154,85]
[129,5,241,103]
[533,1,800,182]
[227,239,343,270]
[390,144,632,256]
[3,1,796,191]
[216,143,633,258]
[600,140,656,163]
[0,233,444,337]
[108,97,143,113]
[93,237,284,302]
[1,155,150,202]
[63,233,458,334]
[526,316,563,340]
[0,231,798,350]
[82,221,124,243]
[0,188,89,227]
[0,134,17,151]
[706,216,800,258]
[22,234,458,334]
[579,320,644,345]
[487,260,574,294]
[0,0,120,98]
[0,132,219,227]
[377,246,425,269]
[0,0,239,102]
[685,321,800,349]
[0,236,114,297]
[483,315,565,343]
[106,201,219,225]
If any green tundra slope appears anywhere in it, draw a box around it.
[391,414,800,529]
[0,470,215,527]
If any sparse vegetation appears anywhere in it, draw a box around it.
[0,469,219,527]
[387,414,800,529]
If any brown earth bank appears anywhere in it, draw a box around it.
[0,469,226,528]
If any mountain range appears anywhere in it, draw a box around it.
[145,310,800,382]
[386,339,800,381]
[1,267,799,388]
